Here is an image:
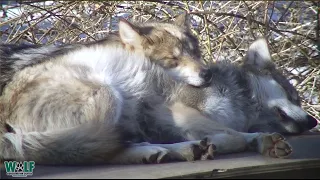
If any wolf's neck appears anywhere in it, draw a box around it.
[64,37,182,100]
[143,66,183,101]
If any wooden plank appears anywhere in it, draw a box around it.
[169,159,320,179]
[1,134,320,179]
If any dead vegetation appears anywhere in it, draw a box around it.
[0,1,319,124]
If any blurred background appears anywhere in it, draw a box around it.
[0,1,319,128]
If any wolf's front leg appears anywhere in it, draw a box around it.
[146,141,208,162]
[108,141,208,164]
[168,102,293,159]
[107,144,172,164]
[198,133,248,160]
[201,132,293,159]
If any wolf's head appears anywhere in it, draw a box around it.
[243,38,318,134]
[117,13,212,87]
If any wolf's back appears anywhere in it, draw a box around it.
[0,43,79,94]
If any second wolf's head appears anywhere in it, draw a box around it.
[177,38,317,135]
[118,13,212,87]
[243,38,318,134]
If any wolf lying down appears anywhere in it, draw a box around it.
[0,14,318,165]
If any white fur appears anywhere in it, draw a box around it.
[247,38,272,69]
[249,74,287,105]
[118,20,140,45]
[65,45,150,98]
[167,65,204,87]
[163,26,184,40]
[203,96,248,132]
[3,133,24,159]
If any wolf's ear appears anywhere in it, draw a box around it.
[173,12,190,28]
[118,18,141,46]
[244,38,273,69]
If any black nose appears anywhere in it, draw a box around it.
[200,68,212,83]
[307,115,318,129]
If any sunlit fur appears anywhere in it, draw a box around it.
[0,23,317,165]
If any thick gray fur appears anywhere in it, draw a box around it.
[0,17,317,165]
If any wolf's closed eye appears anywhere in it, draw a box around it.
[276,107,288,120]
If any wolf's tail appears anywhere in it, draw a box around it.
[1,122,126,165]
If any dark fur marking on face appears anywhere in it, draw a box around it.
[5,123,15,133]
[269,68,301,106]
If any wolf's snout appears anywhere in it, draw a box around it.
[306,115,318,129]
[295,115,318,132]
[200,68,213,83]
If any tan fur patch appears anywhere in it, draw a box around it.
[130,21,202,70]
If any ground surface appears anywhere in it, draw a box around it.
[1,133,320,179]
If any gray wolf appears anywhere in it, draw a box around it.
[0,13,212,165]
[0,14,318,165]
[0,13,211,94]
[124,38,318,162]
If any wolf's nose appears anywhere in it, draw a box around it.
[200,68,213,83]
[307,115,318,129]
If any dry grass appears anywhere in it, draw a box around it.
[0,1,319,123]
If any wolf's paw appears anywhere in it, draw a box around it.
[177,141,209,161]
[199,137,217,160]
[258,133,293,158]
[109,145,171,164]
[156,141,208,162]
[141,146,171,164]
